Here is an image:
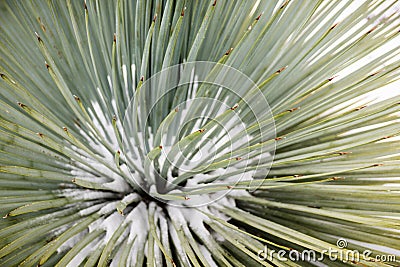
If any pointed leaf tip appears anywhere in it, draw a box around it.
[230,104,238,110]
[371,163,384,167]
[328,75,338,81]
[354,105,367,111]
[225,48,233,55]
[369,70,383,77]
[287,107,300,112]
[276,66,288,73]
[17,102,26,108]
[34,31,41,41]
[280,0,289,9]
[366,25,378,34]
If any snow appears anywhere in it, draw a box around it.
[103,175,131,193]
[199,245,218,267]
[56,230,88,253]
[125,202,148,242]
[120,192,140,206]
[122,64,128,94]
[61,189,114,200]
[181,207,210,231]
[68,97,135,194]
[125,203,149,264]
[99,201,119,215]
[101,212,124,241]
[79,203,105,216]
[168,219,190,265]
[65,236,101,267]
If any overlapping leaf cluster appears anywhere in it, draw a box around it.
[0,0,400,266]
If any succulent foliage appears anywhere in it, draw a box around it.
[0,0,400,266]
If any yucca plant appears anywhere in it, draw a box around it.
[1,0,400,266]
